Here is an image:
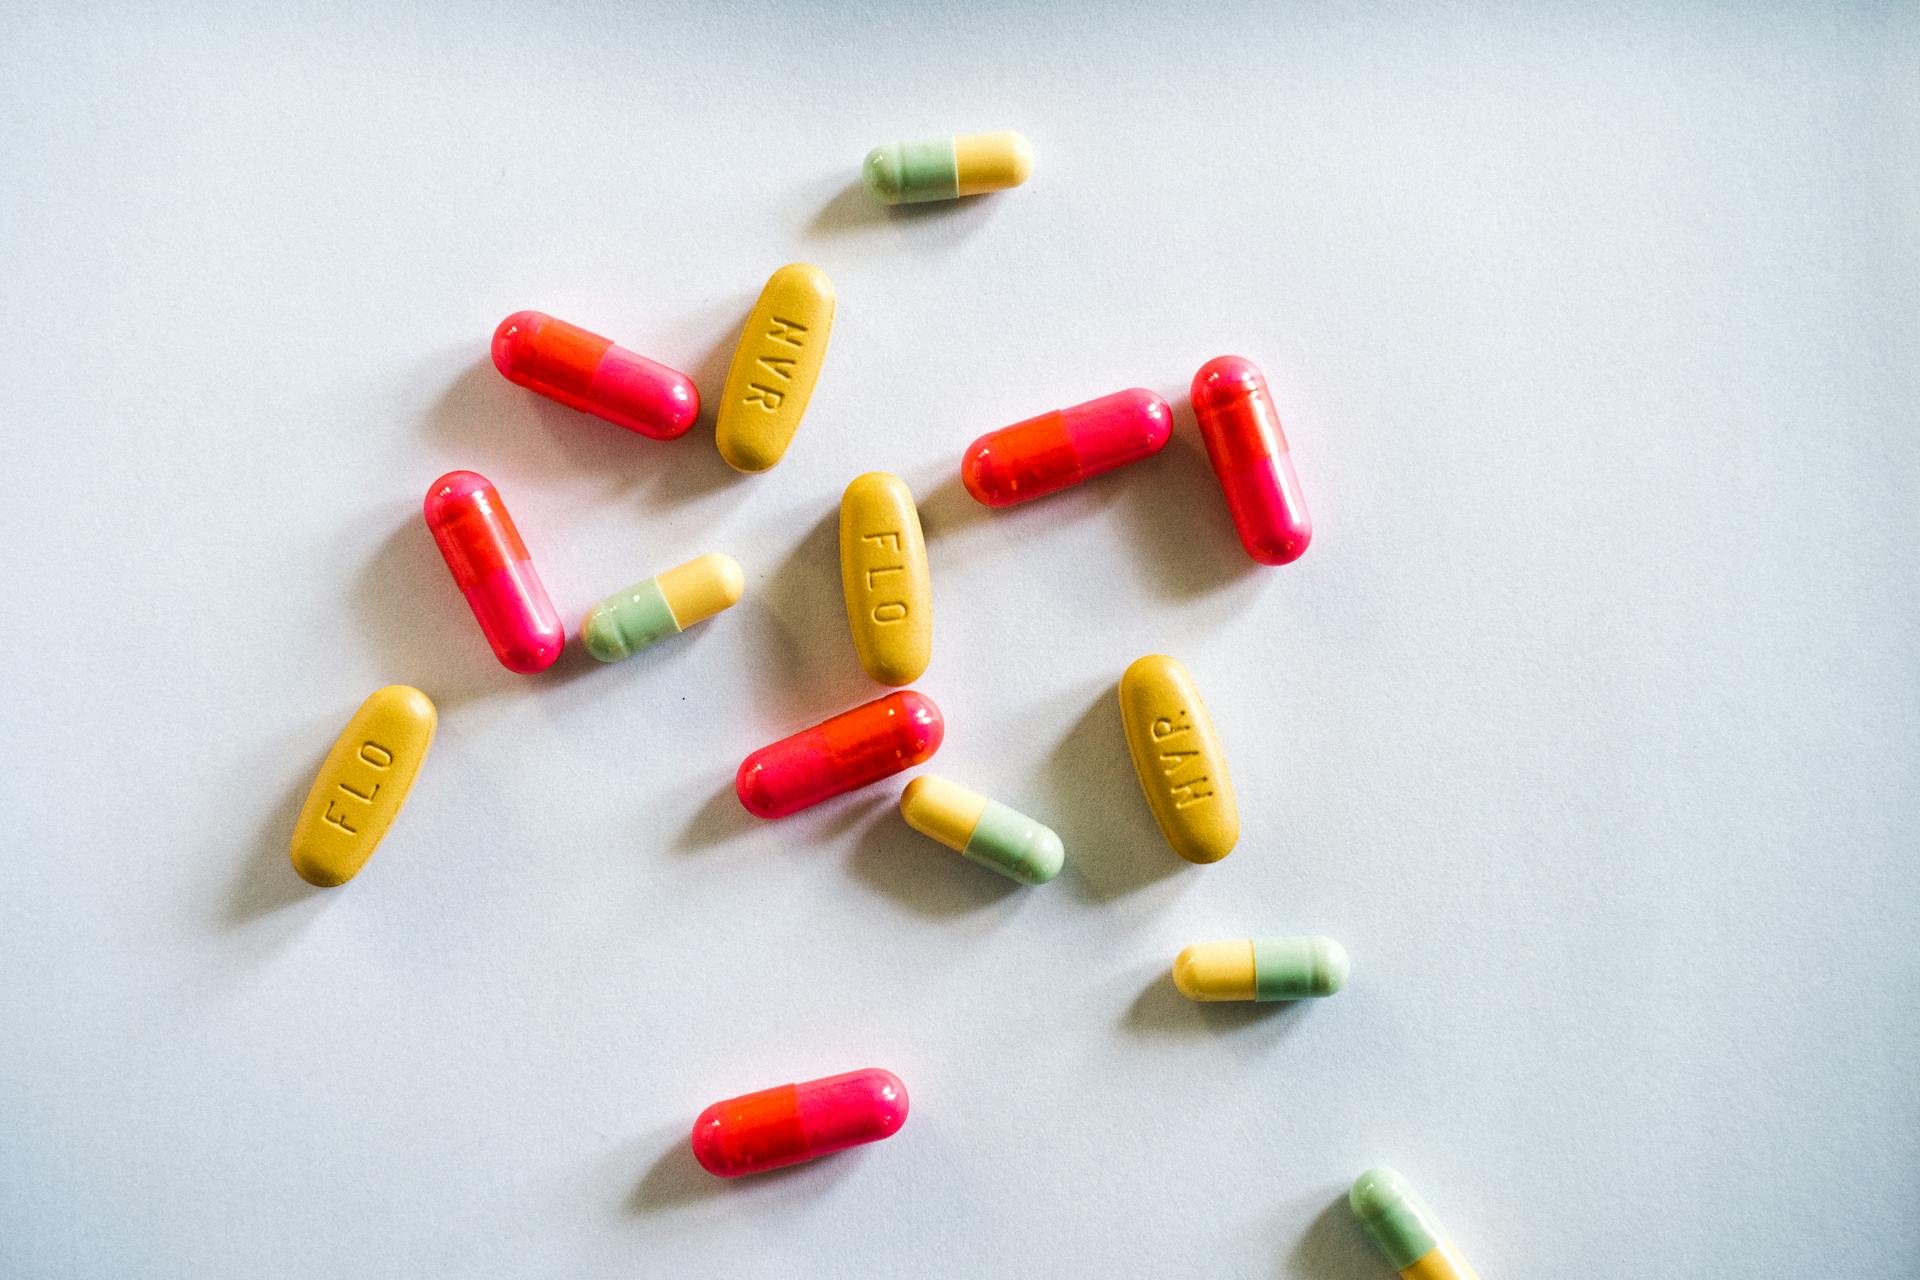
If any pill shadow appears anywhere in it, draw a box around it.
[225,727,337,928]
[1122,968,1317,1042]
[808,178,1004,239]
[627,1126,857,1213]
[1041,687,1188,903]
[920,470,1130,585]
[914,472,1018,582]
[351,510,510,713]
[627,1130,730,1212]
[1288,1190,1382,1280]
[744,507,873,723]
[422,355,655,500]
[1118,396,1261,602]
[676,779,884,855]
[845,805,1024,918]
[674,779,758,853]
[915,473,993,543]
[641,320,752,510]
[531,617,676,692]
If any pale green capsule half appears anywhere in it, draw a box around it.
[1253,936,1350,1001]
[963,799,1065,885]
[581,578,679,662]
[863,132,1032,204]
[580,553,744,663]
[1350,1167,1442,1271]
[864,137,958,203]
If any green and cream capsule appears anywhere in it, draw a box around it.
[863,131,1034,204]
[581,552,745,662]
[1350,1167,1480,1280]
[1172,936,1349,1002]
[899,775,1063,885]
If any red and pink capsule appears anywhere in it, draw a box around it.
[736,691,944,819]
[961,388,1172,507]
[692,1068,908,1178]
[423,470,564,674]
[1191,356,1311,565]
[492,311,699,440]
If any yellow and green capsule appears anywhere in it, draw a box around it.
[1350,1168,1480,1280]
[1173,936,1348,1002]
[899,775,1063,885]
[580,552,744,662]
[863,131,1033,205]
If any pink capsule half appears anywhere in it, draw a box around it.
[423,470,565,673]
[492,311,699,440]
[1190,356,1312,565]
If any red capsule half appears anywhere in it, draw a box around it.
[491,310,699,440]
[961,388,1172,507]
[423,470,565,674]
[735,691,943,819]
[692,1068,909,1178]
[1190,356,1312,565]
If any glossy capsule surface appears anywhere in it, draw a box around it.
[491,311,698,440]
[900,775,1064,885]
[736,691,943,819]
[1351,1168,1480,1280]
[692,1068,908,1178]
[423,470,564,673]
[961,388,1172,507]
[1191,355,1312,565]
[580,553,744,663]
[289,686,436,887]
[863,130,1033,204]
[1174,936,1348,1002]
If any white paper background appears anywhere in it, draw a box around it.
[3,2,1917,1276]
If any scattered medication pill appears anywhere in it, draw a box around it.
[1351,1168,1480,1280]
[289,685,436,887]
[1173,936,1348,1002]
[423,470,565,674]
[839,472,931,685]
[580,552,744,663]
[862,130,1034,204]
[491,311,699,440]
[899,775,1064,885]
[961,388,1172,507]
[736,690,944,819]
[692,1068,909,1178]
[1191,355,1311,565]
[715,263,835,472]
[1118,654,1238,863]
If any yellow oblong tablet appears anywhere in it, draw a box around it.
[715,263,835,473]
[1118,654,1238,863]
[839,472,931,685]
[289,685,436,886]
